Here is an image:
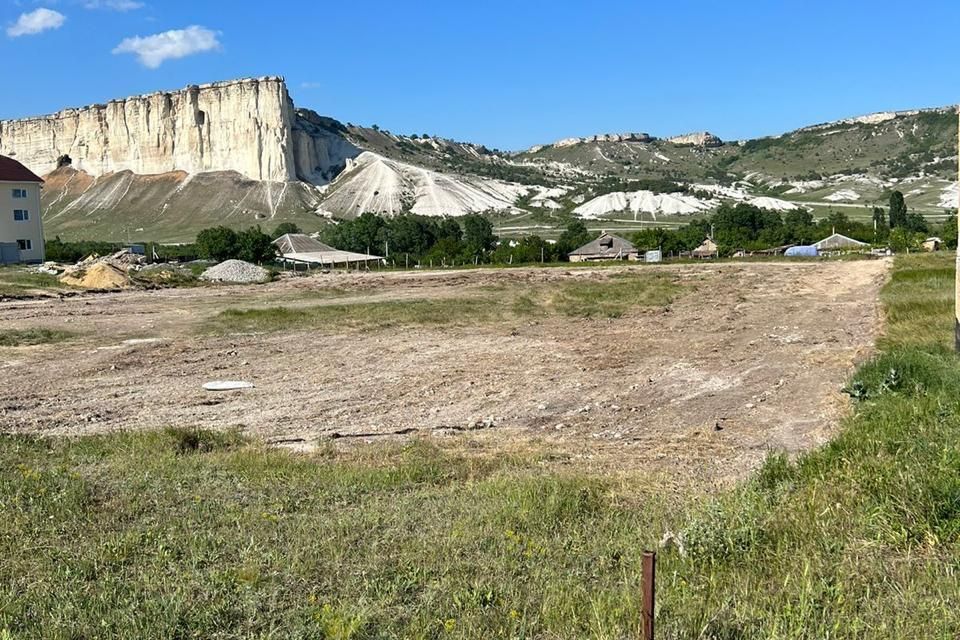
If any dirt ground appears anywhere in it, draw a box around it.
[0,260,889,487]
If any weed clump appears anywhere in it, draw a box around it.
[0,328,74,347]
[165,427,243,454]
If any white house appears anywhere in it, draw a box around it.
[0,155,44,264]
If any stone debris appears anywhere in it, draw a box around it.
[200,260,270,284]
[75,249,146,271]
[203,381,255,391]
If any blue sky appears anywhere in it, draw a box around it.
[2,0,958,150]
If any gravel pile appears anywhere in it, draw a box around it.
[200,260,270,284]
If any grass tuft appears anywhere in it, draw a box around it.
[165,427,245,454]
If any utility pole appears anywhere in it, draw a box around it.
[956,110,960,352]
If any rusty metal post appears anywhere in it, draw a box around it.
[642,551,656,640]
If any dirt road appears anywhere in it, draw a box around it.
[0,260,889,485]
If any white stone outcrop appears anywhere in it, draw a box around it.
[0,77,359,185]
[552,132,654,148]
[667,132,723,147]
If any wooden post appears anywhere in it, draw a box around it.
[642,551,656,640]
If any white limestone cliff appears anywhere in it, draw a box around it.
[666,132,723,147]
[0,77,359,185]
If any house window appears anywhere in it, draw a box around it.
[13,210,29,221]
[16,239,32,251]
[12,188,28,199]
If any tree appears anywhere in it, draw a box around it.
[888,191,907,229]
[271,222,302,238]
[237,226,276,263]
[462,214,496,256]
[196,227,240,261]
[386,214,438,257]
[903,211,929,234]
[888,227,920,252]
[492,235,554,264]
[555,220,593,259]
[871,207,886,227]
[436,217,463,244]
[421,237,465,265]
[940,212,958,250]
[783,209,815,244]
[324,212,387,254]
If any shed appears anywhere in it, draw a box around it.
[568,232,639,262]
[813,233,868,251]
[691,238,718,259]
[273,233,384,268]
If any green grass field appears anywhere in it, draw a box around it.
[0,268,63,298]
[2,255,960,638]
[208,272,680,334]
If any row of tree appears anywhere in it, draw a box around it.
[47,189,956,267]
[630,192,955,256]
[320,212,602,264]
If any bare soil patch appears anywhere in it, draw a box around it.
[0,260,889,486]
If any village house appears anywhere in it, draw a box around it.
[0,155,45,264]
[691,237,718,259]
[568,232,639,262]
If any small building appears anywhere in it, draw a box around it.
[0,155,45,264]
[273,233,383,268]
[922,237,943,252]
[813,233,867,252]
[568,232,639,262]
[691,238,718,259]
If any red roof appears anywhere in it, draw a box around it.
[0,155,43,183]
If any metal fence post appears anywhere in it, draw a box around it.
[642,551,656,640]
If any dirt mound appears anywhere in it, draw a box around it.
[59,263,131,290]
[76,249,145,271]
[200,260,269,284]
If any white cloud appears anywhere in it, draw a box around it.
[7,8,66,37]
[112,25,221,69]
[84,0,144,10]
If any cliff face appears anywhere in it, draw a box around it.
[0,77,357,184]
[666,132,723,147]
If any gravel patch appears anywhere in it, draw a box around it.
[200,260,270,284]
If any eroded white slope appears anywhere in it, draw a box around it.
[939,182,959,209]
[574,190,714,219]
[745,197,801,211]
[318,151,528,217]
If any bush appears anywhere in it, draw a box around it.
[196,227,240,261]
[196,226,276,264]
